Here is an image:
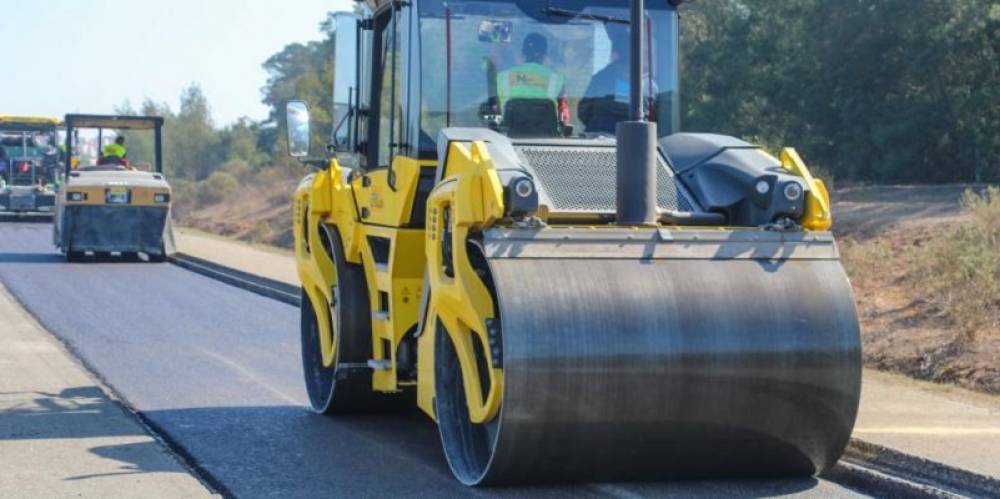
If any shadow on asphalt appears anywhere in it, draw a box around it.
[0,252,64,264]
[0,214,52,224]
[0,252,150,264]
[126,405,822,498]
[0,385,194,482]
[1,386,140,440]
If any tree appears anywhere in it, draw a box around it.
[259,14,337,161]
[679,0,1000,183]
[169,84,221,179]
[219,117,269,167]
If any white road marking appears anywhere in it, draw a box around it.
[196,348,302,405]
[855,427,1000,436]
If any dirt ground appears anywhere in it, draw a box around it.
[835,185,1000,394]
[175,171,298,249]
[832,185,970,240]
[177,181,999,393]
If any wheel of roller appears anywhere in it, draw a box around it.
[435,320,501,486]
[435,241,501,486]
[146,244,167,263]
[301,226,404,414]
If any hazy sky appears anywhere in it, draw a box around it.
[0,0,353,126]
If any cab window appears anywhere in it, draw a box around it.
[372,7,404,169]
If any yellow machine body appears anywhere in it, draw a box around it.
[0,116,62,127]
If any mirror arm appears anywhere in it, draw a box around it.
[330,105,354,152]
[300,157,331,169]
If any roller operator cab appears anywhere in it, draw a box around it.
[288,0,860,486]
[0,116,62,216]
[54,114,173,262]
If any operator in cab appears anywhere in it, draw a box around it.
[497,32,570,133]
[102,136,127,166]
[579,25,643,135]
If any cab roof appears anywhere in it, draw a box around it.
[0,116,62,131]
[64,114,164,130]
[361,0,688,12]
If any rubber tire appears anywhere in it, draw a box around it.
[301,226,404,414]
[65,250,85,262]
[144,242,168,263]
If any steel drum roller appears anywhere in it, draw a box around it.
[437,240,861,485]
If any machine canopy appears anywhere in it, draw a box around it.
[63,114,165,174]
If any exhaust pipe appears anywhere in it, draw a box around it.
[616,0,658,226]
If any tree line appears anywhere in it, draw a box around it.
[680,0,999,183]
[128,2,997,189]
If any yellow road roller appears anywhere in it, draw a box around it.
[54,114,173,262]
[288,0,860,486]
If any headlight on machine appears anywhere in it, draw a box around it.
[514,178,535,198]
[67,191,85,202]
[783,182,803,201]
[154,193,171,204]
[504,176,539,218]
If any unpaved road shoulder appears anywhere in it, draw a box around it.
[0,283,214,498]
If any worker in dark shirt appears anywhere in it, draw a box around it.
[579,25,652,134]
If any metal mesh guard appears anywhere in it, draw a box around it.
[515,145,693,212]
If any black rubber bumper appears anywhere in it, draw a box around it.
[61,205,169,254]
[0,191,56,212]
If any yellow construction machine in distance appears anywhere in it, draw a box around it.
[287,0,860,486]
[54,114,173,262]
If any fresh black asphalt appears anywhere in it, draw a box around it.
[0,222,866,498]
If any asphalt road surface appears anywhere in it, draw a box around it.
[0,222,868,498]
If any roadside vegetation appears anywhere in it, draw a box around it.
[919,188,1000,337]
[841,187,1000,393]
[681,0,999,184]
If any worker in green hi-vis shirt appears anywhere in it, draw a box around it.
[101,136,127,165]
[497,32,570,127]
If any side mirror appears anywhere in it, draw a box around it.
[286,100,311,158]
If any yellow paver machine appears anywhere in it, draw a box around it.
[288,0,860,486]
[54,114,173,262]
[0,116,61,215]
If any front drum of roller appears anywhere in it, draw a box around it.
[436,256,861,486]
